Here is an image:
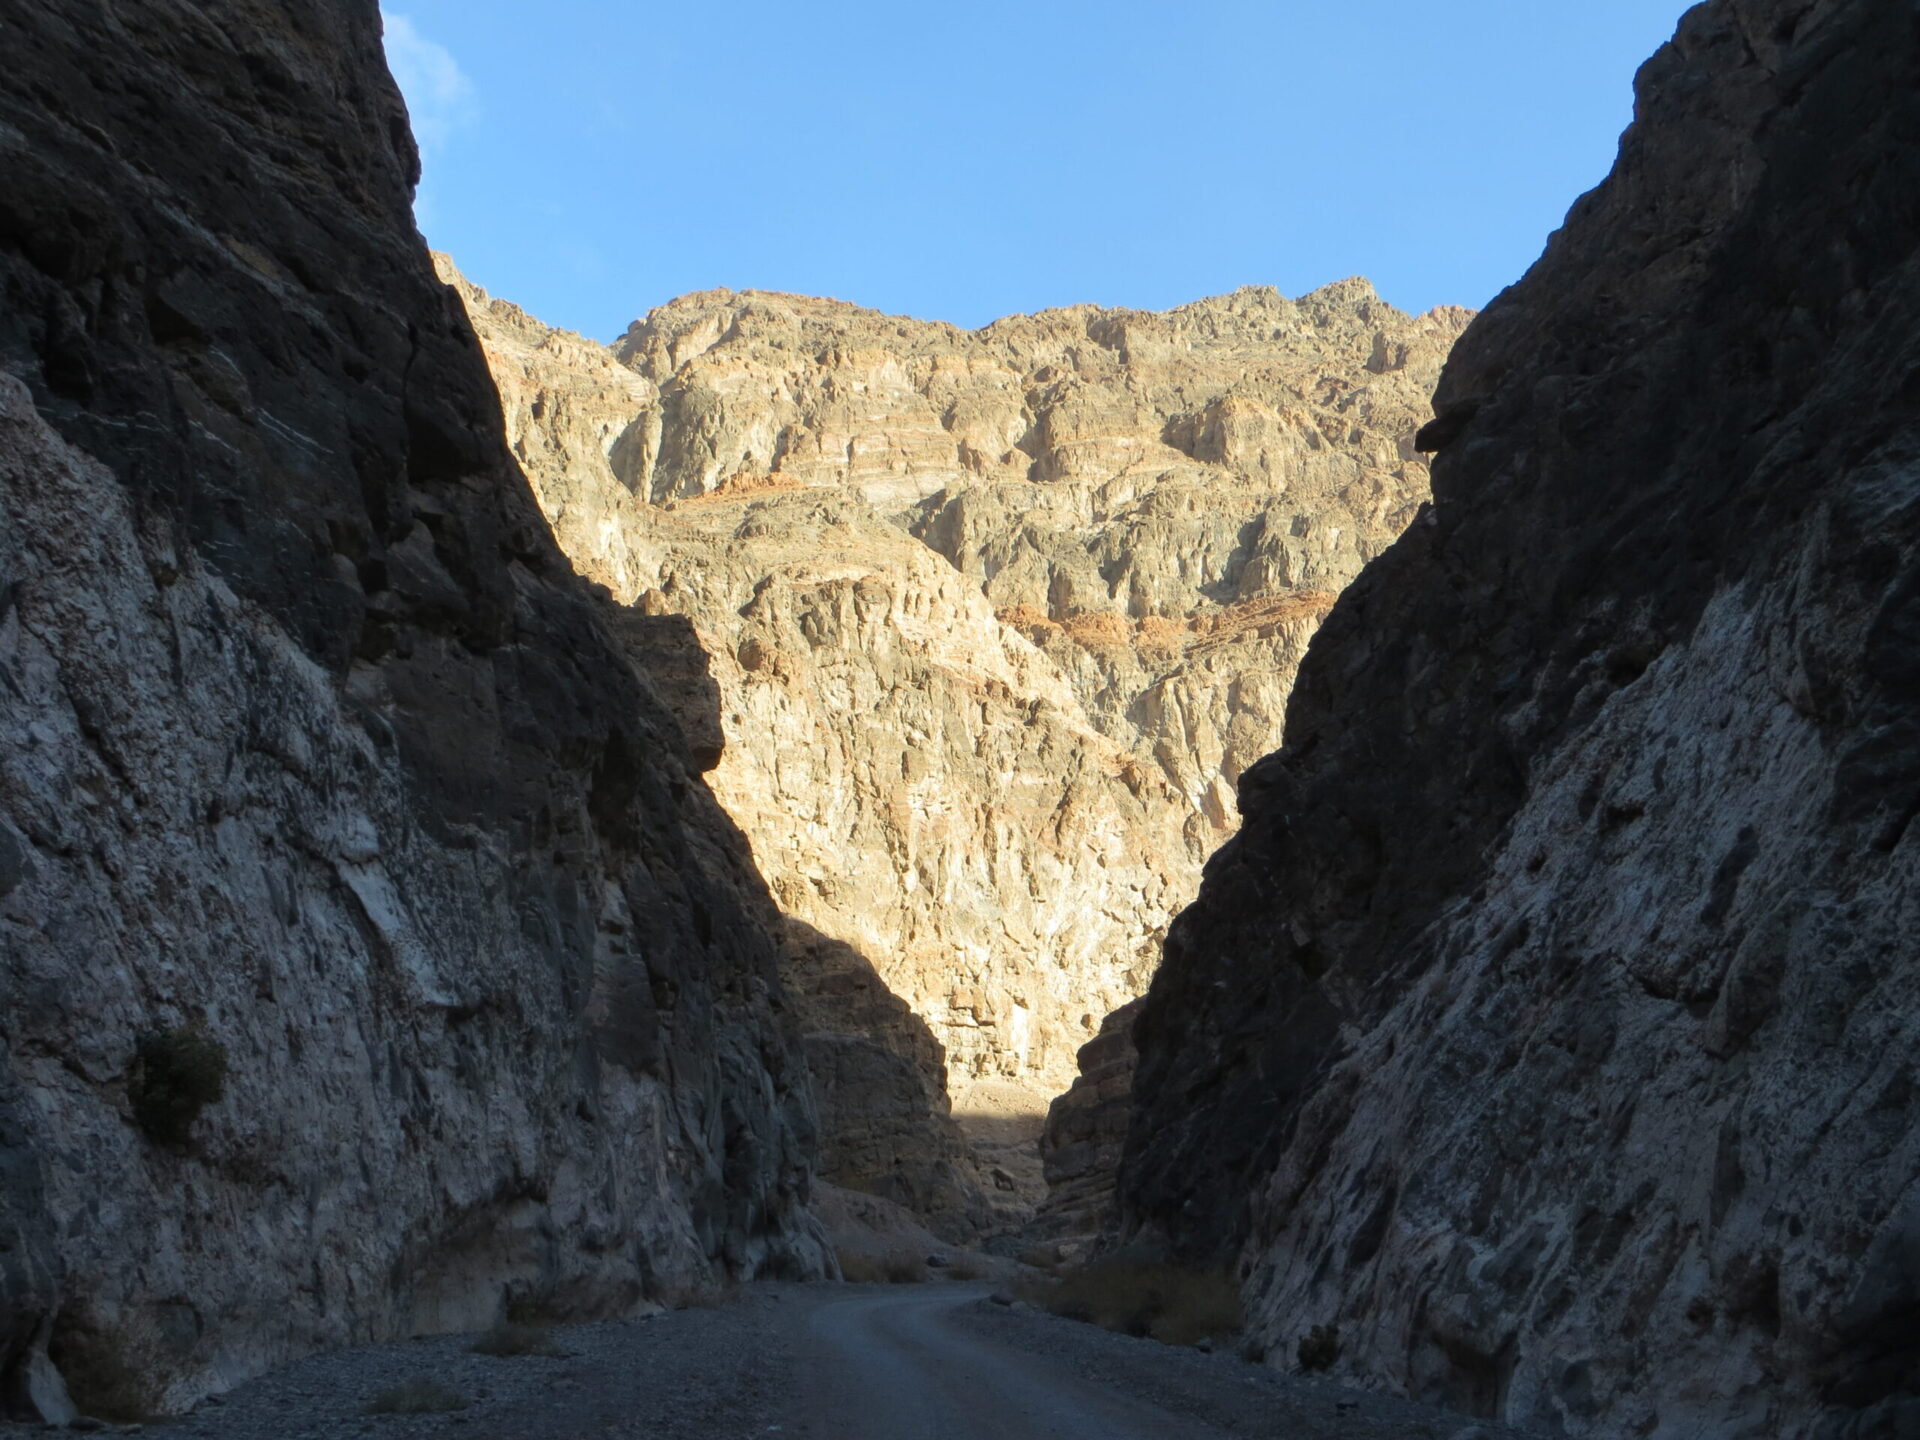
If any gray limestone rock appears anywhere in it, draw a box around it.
[1118,2,1920,1437]
[0,0,825,1416]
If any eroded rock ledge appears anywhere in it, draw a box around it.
[1118,2,1920,1436]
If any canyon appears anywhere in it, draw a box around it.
[445,262,1466,1228]
[0,0,1915,1436]
[0,0,1463,1413]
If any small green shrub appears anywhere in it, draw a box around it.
[1297,1322,1340,1372]
[469,1321,559,1357]
[1019,1261,1241,1347]
[367,1379,469,1414]
[129,1029,227,1147]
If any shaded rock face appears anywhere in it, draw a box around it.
[0,0,825,1417]
[1031,999,1144,1256]
[1118,2,1920,1436]
[781,922,1010,1241]
[448,267,1466,1215]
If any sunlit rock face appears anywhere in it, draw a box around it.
[0,0,827,1417]
[616,283,1470,834]
[447,266,1465,1216]
[1118,2,1920,1436]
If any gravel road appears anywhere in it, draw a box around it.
[801,1284,1232,1438]
[8,1283,1534,1440]
[800,1285,1525,1440]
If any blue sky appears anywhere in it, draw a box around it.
[384,1,1699,341]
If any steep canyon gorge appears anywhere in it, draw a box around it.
[443,266,1465,1233]
[0,0,1914,1436]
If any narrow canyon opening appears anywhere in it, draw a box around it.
[6,3,1916,1435]
[440,257,1471,1250]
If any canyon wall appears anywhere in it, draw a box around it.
[1030,998,1144,1258]
[449,268,1467,1208]
[0,0,827,1419]
[1119,1,1920,1436]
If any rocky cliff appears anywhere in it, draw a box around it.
[447,268,1467,1211]
[1119,2,1920,1436]
[0,0,827,1419]
[617,283,1470,835]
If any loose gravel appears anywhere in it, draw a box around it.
[3,1292,800,1440]
[3,1283,1536,1440]
[950,1295,1534,1440]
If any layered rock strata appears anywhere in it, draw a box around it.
[0,0,825,1418]
[1119,2,1920,1436]
[447,266,1467,1203]
[619,283,1471,835]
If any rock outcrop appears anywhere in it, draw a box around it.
[780,920,1003,1240]
[447,266,1467,1216]
[616,283,1470,834]
[1118,2,1920,1436]
[0,0,826,1418]
[1030,999,1144,1257]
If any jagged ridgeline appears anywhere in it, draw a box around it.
[0,0,829,1419]
[1118,1,1920,1437]
[443,265,1469,1221]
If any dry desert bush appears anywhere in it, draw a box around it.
[1296,1322,1341,1372]
[884,1252,929,1284]
[469,1321,561,1357]
[1019,1260,1242,1347]
[836,1248,929,1284]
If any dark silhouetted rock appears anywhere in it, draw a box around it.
[1032,999,1143,1255]
[0,0,824,1417]
[1119,2,1920,1436]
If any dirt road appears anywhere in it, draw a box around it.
[800,1284,1235,1439]
[793,1284,1515,1440]
[99,1282,1528,1440]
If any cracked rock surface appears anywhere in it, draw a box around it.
[1119,2,1920,1436]
[0,0,826,1418]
